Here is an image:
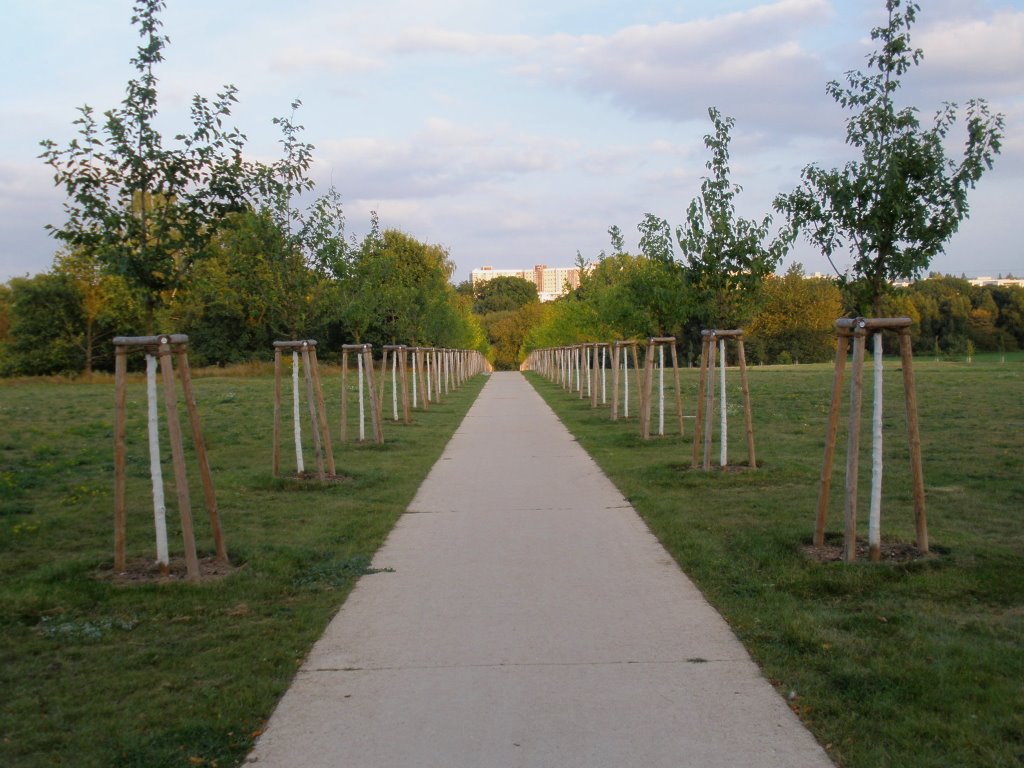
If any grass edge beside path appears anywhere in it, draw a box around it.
[525,364,1024,768]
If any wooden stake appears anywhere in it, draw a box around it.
[814,333,849,546]
[364,346,385,444]
[669,343,684,437]
[737,336,756,470]
[399,347,411,423]
[417,348,429,411]
[844,328,867,563]
[272,348,282,477]
[900,329,928,553]
[309,346,335,476]
[176,346,226,563]
[340,351,349,443]
[702,335,717,472]
[157,340,200,583]
[113,347,127,572]
[301,344,326,480]
[693,336,709,467]
[641,340,655,439]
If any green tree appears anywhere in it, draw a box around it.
[480,304,545,370]
[40,0,259,329]
[161,209,332,363]
[677,107,790,329]
[774,0,1004,314]
[52,249,144,373]
[253,102,350,281]
[473,276,539,314]
[608,224,626,256]
[991,286,1024,349]
[747,264,844,363]
[637,213,674,263]
[3,275,84,375]
[904,275,972,352]
[347,227,460,347]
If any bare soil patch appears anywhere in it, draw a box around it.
[802,539,932,564]
[97,556,239,584]
[293,471,352,484]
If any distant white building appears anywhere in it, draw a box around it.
[471,264,582,302]
[807,273,1024,289]
[968,276,1024,288]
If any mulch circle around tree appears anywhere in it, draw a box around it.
[802,539,932,564]
[293,472,352,484]
[96,556,238,585]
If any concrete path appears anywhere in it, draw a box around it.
[247,372,833,767]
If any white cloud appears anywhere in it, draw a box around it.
[317,119,570,200]
[391,27,539,56]
[916,10,1024,96]
[272,48,384,75]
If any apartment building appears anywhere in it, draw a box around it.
[471,264,582,302]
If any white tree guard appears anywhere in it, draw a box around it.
[870,331,884,555]
[601,347,607,404]
[358,352,366,442]
[426,353,433,400]
[623,350,630,418]
[658,345,665,436]
[292,351,304,474]
[146,354,169,567]
[412,353,418,408]
[585,347,592,398]
[391,352,399,421]
[719,338,728,467]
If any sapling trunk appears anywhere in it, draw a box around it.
[292,351,303,474]
[623,348,630,418]
[358,352,366,442]
[392,351,399,421]
[870,331,884,561]
[658,344,665,436]
[719,338,727,468]
[146,354,169,570]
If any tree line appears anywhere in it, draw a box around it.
[0,214,487,376]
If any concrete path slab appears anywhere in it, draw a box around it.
[247,372,833,767]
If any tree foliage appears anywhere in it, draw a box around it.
[747,264,844,363]
[774,0,1004,314]
[472,276,539,314]
[677,107,790,328]
[39,0,258,327]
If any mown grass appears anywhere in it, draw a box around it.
[528,358,1023,768]
[0,366,486,767]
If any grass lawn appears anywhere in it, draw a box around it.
[528,357,1023,768]
[0,364,486,767]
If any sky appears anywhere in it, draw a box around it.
[1,0,1022,285]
